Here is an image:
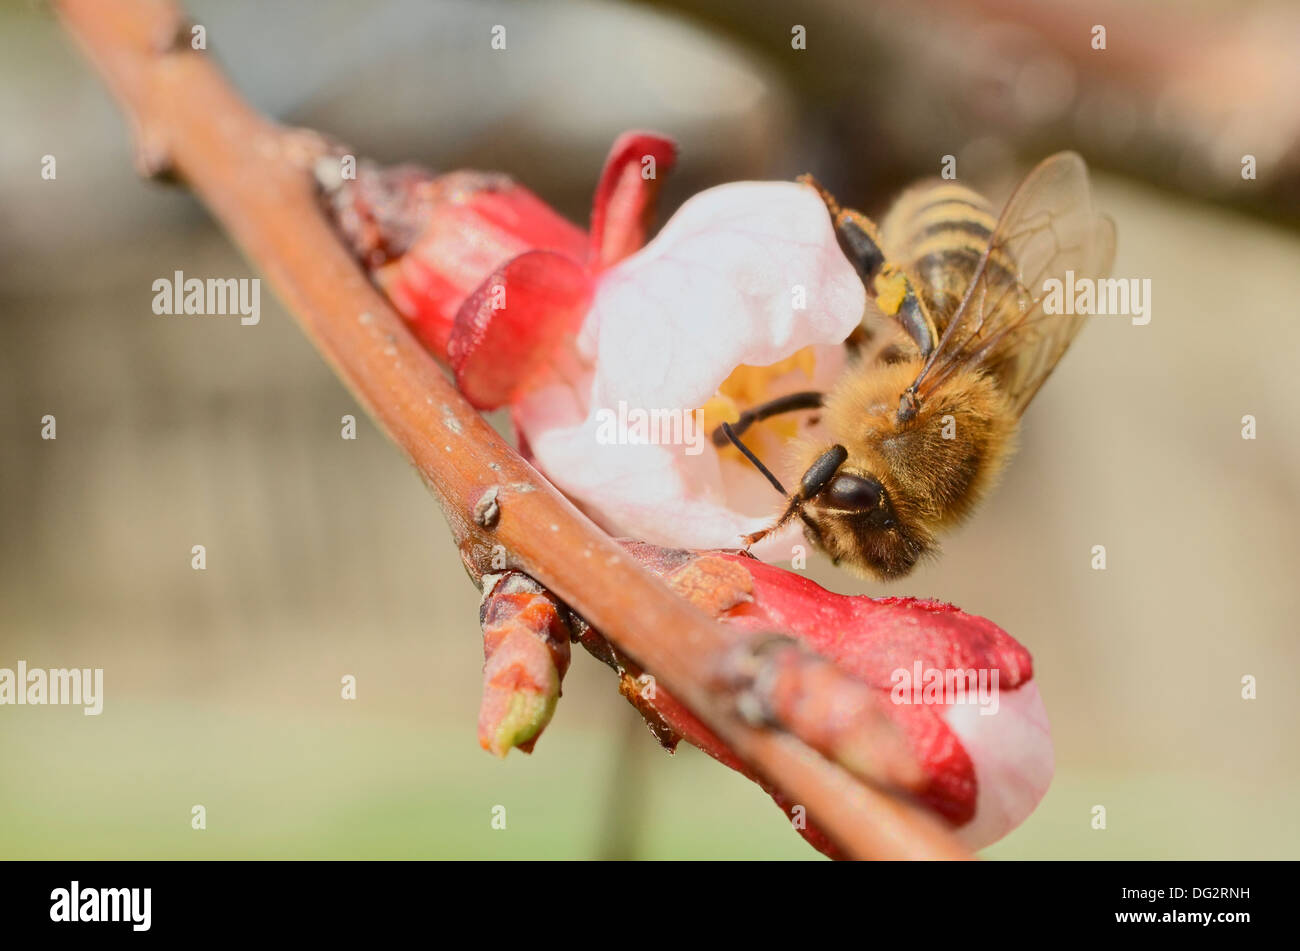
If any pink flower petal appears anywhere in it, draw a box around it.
[586,181,865,412]
[517,355,841,556]
[944,682,1055,849]
[515,182,864,551]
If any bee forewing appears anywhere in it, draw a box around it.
[909,152,1116,416]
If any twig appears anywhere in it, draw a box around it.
[55,0,972,860]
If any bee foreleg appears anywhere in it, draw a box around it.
[798,172,939,360]
[742,497,802,548]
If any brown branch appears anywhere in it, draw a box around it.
[55,0,972,860]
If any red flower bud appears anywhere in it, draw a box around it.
[477,572,573,757]
[326,132,677,409]
[576,542,1051,856]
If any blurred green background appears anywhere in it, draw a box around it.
[2,0,1298,859]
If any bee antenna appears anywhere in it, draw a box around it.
[719,423,788,497]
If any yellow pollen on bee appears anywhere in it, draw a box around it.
[703,347,818,460]
[873,269,908,316]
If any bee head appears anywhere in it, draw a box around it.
[793,450,933,580]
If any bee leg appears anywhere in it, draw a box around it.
[710,390,824,447]
[797,175,889,287]
[797,174,939,361]
[836,216,938,361]
[741,497,801,548]
[797,173,842,217]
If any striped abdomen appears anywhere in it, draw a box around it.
[879,182,1006,332]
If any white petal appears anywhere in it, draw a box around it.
[585,181,865,411]
[944,682,1055,850]
[515,181,865,554]
[519,389,805,555]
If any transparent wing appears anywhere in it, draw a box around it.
[908,152,1117,417]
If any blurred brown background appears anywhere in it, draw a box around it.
[1,0,1297,858]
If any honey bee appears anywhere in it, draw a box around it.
[717,153,1116,579]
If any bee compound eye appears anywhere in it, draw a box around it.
[825,474,883,511]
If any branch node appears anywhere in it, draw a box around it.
[473,486,501,529]
[132,128,176,182]
[154,13,191,53]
